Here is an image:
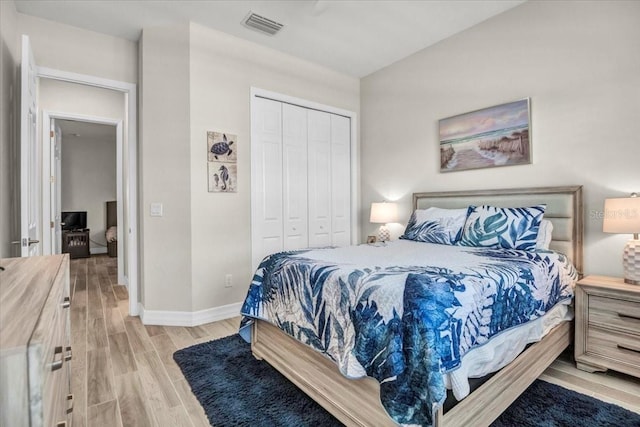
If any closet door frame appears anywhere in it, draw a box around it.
[250,87,359,271]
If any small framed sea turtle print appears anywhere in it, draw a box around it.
[439,99,531,172]
[207,131,238,193]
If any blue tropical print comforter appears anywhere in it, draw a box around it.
[239,240,577,426]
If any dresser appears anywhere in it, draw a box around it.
[575,275,640,378]
[0,255,73,426]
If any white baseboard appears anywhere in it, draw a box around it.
[138,302,243,327]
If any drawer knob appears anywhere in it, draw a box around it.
[62,296,71,309]
[64,346,73,362]
[51,346,64,371]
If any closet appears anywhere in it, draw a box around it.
[251,96,352,269]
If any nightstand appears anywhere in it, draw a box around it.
[575,275,640,379]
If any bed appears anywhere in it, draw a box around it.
[106,201,117,257]
[240,186,583,427]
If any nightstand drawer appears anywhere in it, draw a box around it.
[588,295,640,336]
[587,327,640,368]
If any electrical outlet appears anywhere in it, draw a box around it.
[225,274,233,287]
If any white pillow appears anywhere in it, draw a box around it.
[400,207,468,245]
[535,219,553,250]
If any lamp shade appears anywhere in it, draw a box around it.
[370,202,398,224]
[603,197,640,234]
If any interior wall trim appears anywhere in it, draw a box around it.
[138,302,243,327]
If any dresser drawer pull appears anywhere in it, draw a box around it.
[56,422,67,427]
[51,346,64,371]
[618,313,640,321]
[66,394,74,414]
[62,296,71,309]
[64,346,73,361]
[617,344,640,354]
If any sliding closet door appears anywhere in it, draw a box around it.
[252,93,354,269]
[307,110,332,248]
[251,97,283,268]
[282,104,309,251]
[331,115,351,247]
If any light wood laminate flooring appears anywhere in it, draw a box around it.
[71,255,640,427]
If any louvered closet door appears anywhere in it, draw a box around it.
[251,97,283,268]
[307,110,332,248]
[282,104,309,251]
[331,114,351,247]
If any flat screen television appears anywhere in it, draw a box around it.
[61,211,87,231]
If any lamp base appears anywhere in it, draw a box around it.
[377,225,390,242]
[623,239,640,285]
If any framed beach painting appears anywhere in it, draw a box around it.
[439,99,531,172]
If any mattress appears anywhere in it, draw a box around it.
[444,300,571,399]
[240,240,578,426]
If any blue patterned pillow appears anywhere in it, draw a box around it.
[400,207,468,245]
[459,205,546,251]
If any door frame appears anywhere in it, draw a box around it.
[249,87,360,269]
[42,111,124,283]
[38,66,139,317]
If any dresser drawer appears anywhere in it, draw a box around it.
[28,257,71,427]
[587,326,640,369]
[588,295,640,336]
[42,313,70,427]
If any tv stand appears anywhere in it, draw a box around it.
[62,229,90,259]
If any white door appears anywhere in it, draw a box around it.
[20,35,40,257]
[251,97,284,269]
[282,104,308,251]
[51,120,63,254]
[307,110,332,247]
[330,115,351,247]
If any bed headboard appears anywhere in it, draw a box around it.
[412,186,583,276]
[106,201,117,228]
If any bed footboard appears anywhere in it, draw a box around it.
[252,319,572,427]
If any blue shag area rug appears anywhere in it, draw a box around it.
[173,334,640,427]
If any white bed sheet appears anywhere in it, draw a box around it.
[444,301,572,400]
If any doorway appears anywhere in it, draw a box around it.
[45,116,122,279]
[19,35,138,316]
[35,67,137,316]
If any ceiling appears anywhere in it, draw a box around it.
[58,120,116,142]
[14,0,525,77]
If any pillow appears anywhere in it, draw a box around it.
[400,207,468,245]
[459,204,546,251]
[535,219,553,250]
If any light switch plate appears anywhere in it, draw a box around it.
[150,202,163,217]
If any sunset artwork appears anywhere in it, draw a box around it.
[439,99,531,172]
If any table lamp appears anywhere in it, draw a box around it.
[603,193,640,285]
[370,202,398,242]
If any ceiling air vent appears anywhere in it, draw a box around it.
[243,12,283,36]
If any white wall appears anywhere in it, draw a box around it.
[18,12,137,83]
[188,23,360,312]
[139,24,193,312]
[360,0,640,277]
[60,131,116,252]
[39,79,125,119]
[0,0,20,258]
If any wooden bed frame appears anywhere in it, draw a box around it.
[251,186,584,426]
